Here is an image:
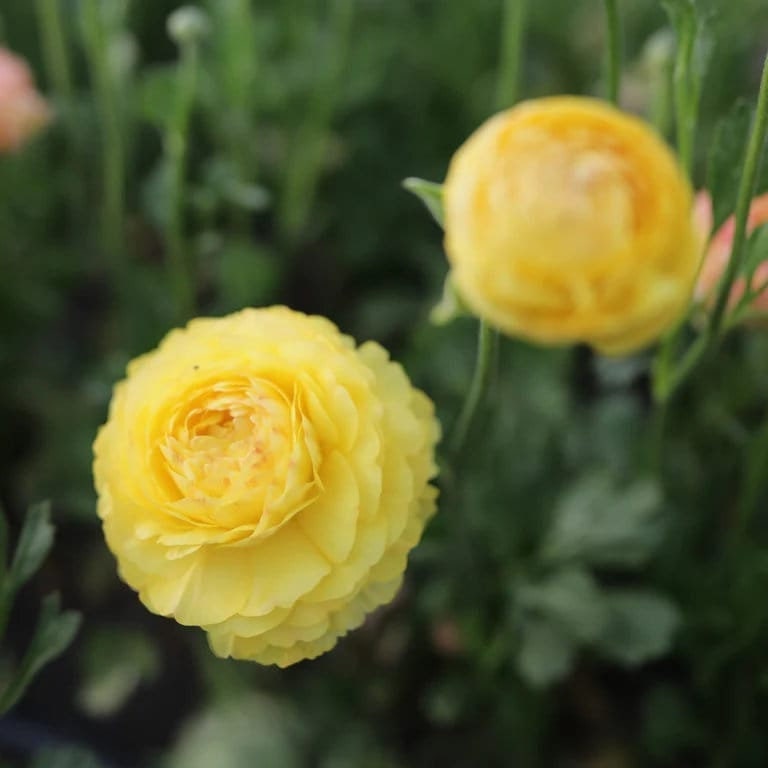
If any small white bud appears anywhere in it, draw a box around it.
[167,6,210,46]
[643,29,675,73]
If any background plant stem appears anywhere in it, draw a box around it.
[34,0,74,108]
[80,0,128,325]
[449,321,498,457]
[603,0,621,105]
[165,40,201,323]
[496,0,528,110]
[672,7,696,176]
[449,0,529,457]
[708,53,768,340]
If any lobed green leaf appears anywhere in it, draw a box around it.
[516,567,609,643]
[595,589,681,666]
[515,615,577,689]
[541,474,664,569]
[8,501,55,596]
[0,593,81,715]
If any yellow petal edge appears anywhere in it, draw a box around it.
[93,306,440,667]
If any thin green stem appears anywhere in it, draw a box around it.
[602,0,622,105]
[34,0,74,107]
[35,0,87,234]
[655,332,709,404]
[708,53,768,340]
[495,0,528,110]
[80,0,128,304]
[448,0,529,457]
[671,7,696,176]
[449,321,499,457]
[650,66,673,138]
[164,41,201,322]
[652,55,768,411]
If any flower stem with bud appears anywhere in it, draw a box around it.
[450,0,529,457]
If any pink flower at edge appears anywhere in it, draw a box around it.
[695,190,768,318]
[0,48,51,154]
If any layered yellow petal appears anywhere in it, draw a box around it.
[93,306,440,666]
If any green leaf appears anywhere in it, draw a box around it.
[0,593,81,715]
[515,616,577,689]
[8,501,55,595]
[595,589,681,666]
[661,0,714,82]
[31,746,104,768]
[516,567,609,643]
[707,100,753,231]
[541,474,663,568]
[402,177,444,227]
[168,694,304,768]
[77,626,160,717]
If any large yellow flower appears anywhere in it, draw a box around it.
[443,96,700,354]
[93,307,439,667]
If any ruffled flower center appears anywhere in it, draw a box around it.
[158,377,319,531]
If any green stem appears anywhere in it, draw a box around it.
[602,0,622,105]
[449,0,530,457]
[495,0,528,110]
[671,6,696,176]
[652,53,768,410]
[35,0,86,234]
[80,0,128,307]
[34,0,74,107]
[654,331,708,404]
[708,52,768,340]
[449,321,498,456]
[650,65,673,138]
[164,41,201,322]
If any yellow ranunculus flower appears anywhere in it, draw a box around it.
[93,307,439,667]
[443,96,700,354]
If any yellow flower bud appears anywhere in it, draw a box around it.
[443,96,700,354]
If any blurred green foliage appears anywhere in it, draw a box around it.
[1,0,768,766]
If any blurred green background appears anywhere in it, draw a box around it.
[3,0,768,766]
